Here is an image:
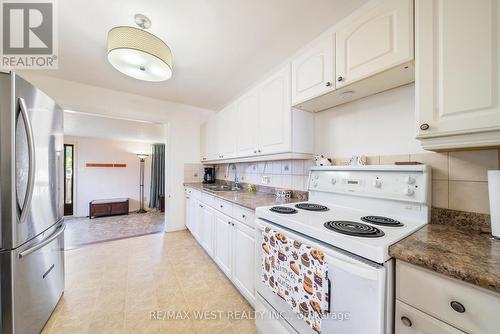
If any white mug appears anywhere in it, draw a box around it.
[488,170,500,239]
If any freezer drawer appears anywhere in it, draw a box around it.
[1,223,65,334]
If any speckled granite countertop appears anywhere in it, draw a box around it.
[184,183,304,210]
[389,224,500,294]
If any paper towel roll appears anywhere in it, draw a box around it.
[488,170,500,238]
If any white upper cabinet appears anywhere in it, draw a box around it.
[204,118,218,161]
[216,105,237,159]
[201,64,314,163]
[416,0,500,150]
[236,91,259,157]
[291,34,335,105]
[335,0,413,87]
[290,0,414,112]
[258,65,292,155]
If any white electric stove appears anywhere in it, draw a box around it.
[254,165,431,334]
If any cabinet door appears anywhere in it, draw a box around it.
[214,213,232,277]
[336,0,413,87]
[416,0,500,138]
[204,119,218,160]
[291,34,334,105]
[258,65,292,155]
[217,105,237,159]
[201,206,215,257]
[191,199,202,241]
[185,195,192,231]
[236,91,259,157]
[395,301,465,334]
[200,123,207,162]
[232,221,255,305]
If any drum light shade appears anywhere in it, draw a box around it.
[107,26,172,82]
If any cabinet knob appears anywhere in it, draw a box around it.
[337,76,344,82]
[220,205,224,208]
[450,301,466,313]
[258,149,262,153]
[401,316,412,327]
[242,214,246,218]
[326,81,332,87]
[420,123,430,131]
[232,223,235,226]
[199,204,203,208]
[227,221,231,225]
[253,150,257,154]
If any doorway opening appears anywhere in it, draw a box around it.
[64,144,74,216]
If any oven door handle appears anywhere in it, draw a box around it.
[329,256,380,281]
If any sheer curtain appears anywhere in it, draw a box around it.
[149,143,165,208]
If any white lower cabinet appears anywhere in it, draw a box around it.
[200,204,215,257]
[192,199,202,241]
[396,261,500,334]
[185,194,193,232]
[232,221,255,303]
[396,300,465,334]
[214,213,233,277]
[185,187,256,306]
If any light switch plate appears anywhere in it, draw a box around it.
[261,175,269,184]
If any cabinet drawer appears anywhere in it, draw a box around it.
[233,205,255,228]
[395,300,465,334]
[396,261,500,334]
[192,189,202,200]
[215,198,233,216]
[202,192,216,208]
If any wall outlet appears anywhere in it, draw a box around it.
[261,175,269,184]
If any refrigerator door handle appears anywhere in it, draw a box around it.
[17,97,36,224]
[19,223,65,259]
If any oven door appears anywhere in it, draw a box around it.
[256,219,387,334]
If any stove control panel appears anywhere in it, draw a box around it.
[308,166,431,204]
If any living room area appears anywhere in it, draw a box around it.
[62,110,167,249]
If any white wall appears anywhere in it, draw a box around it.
[20,72,214,232]
[65,136,152,216]
[64,111,165,143]
[314,84,425,158]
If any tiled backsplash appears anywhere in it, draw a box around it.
[214,160,315,191]
[184,163,204,183]
[204,148,500,215]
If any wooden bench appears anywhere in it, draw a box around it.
[89,198,129,219]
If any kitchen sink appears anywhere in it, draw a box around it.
[203,185,237,192]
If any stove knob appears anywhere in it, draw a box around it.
[331,178,336,185]
[313,181,319,188]
[373,179,382,188]
[314,174,319,180]
[403,187,414,196]
[404,176,415,184]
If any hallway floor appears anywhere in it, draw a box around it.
[43,230,257,334]
[64,211,165,249]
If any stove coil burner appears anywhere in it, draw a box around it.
[324,221,385,238]
[295,203,329,212]
[270,206,298,214]
[361,216,404,227]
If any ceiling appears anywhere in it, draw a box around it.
[30,0,367,111]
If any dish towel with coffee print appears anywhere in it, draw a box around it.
[261,227,329,334]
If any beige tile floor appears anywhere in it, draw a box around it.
[42,230,257,334]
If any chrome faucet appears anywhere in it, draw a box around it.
[228,163,240,190]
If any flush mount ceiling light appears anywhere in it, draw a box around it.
[107,14,172,82]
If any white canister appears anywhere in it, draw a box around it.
[488,170,500,239]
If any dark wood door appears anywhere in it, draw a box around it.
[63,144,74,216]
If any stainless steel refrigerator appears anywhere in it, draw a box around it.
[0,72,65,334]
